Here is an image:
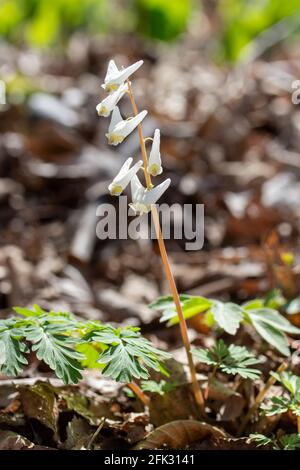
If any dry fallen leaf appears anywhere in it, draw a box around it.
[135,420,227,450]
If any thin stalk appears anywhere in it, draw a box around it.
[151,207,204,413]
[86,417,106,449]
[238,362,288,436]
[127,382,150,406]
[127,81,152,189]
[297,416,300,435]
[126,81,205,414]
[205,364,218,400]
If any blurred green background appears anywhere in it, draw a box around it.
[1,0,300,61]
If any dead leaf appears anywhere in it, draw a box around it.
[149,382,201,426]
[0,430,53,450]
[264,230,295,298]
[135,420,227,449]
[19,382,59,440]
[208,378,245,421]
[62,416,93,450]
[148,376,244,426]
[107,412,149,444]
[59,389,113,425]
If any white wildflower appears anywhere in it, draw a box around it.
[102,59,143,93]
[147,128,162,176]
[129,175,171,214]
[108,158,143,196]
[96,83,128,117]
[106,107,147,146]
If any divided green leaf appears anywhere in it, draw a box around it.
[260,371,300,418]
[279,434,300,450]
[0,328,28,376]
[89,327,171,383]
[26,324,84,384]
[248,433,274,448]
[192,339,262,380]
[249,433,300,451]
[0,306,170,386]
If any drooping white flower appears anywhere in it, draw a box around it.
[147,129,163,176]
[102,59,143,93]
[108,158,143,196]
[129,175,171,214]
[106,107,147,146]
[96,83,128,117]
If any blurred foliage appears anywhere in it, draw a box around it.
[1,0,300,62]
[0,0,110,46]
[0,0,191,47]
[135,0,191,41]
[219,0,300,61]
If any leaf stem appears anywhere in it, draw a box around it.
[126,81,205,415]
[127,381,150,406]
[238,362,288,436]
[297,416,300,434]
[205,364,218,400]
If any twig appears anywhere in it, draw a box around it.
[86,417,106,449]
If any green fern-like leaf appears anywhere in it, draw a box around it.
[261,371,300,418]
[25,322,84,384]
[0,307,171,385]
[192,340,262,380]
[261,396,290,416]
[248,433,275,449]
[88,326,171,383]
[0,325,28,376]
[279,434,300,451]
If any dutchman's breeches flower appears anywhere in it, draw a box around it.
[106,107,147,146]
[108,158,143,196]
[96,83,128,117]
[147,128,163,176]
[129,175,171,214]
[102,59,143,93]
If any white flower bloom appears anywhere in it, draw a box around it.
[147,128,163,176]
[102,59,143,93]
[129,175,171,214]
[106,107,147,146]
[108,158,143,196]
[96,83,128,117]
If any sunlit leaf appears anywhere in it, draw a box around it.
[89,326,171,383]
[211,301,244,335]
[0,329,28,376]
[26,324,84,384]
[247,308,300,334]
[250,317,290,356]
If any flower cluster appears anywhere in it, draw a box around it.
[97,59,170,214]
